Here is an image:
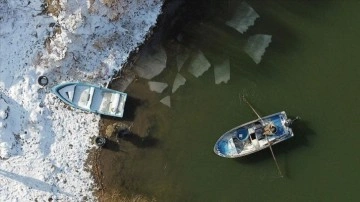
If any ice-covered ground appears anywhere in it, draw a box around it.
[0,0,162,201]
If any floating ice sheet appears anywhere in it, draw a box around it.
[188,50,211,78]
[214,58,230,84]
[176,50,189,72]
[160,96,171,107]
[148,81,168,93]
[172,73,186,93]
[244,34,272,64]
[134,46,167,79]
[226,1,259,34]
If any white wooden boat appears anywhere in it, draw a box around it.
[52,82,127,118]
[214,111,294,158]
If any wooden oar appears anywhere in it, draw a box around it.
[240,94,284,178]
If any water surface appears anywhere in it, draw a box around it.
[107,1,360,201]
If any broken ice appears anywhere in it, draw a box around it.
[160,96,171,107]
[172,73,186,93]
[112,70,136,91]
[134,46,167,79]
[176,50,189,72]
[226,1,259,34]
[188,50,211,78]
[243,34,272,64]
[214,58,230,84]
[148,81,168,93]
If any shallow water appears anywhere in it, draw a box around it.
[105,0,360,201]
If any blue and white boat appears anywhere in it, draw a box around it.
[52,82,127,118]
[214,111,294,158]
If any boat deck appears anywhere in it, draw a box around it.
[53,82,127,118]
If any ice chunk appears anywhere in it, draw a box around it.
[243,34,272,64]
[112,69,136,91]
[160,96,171,107]
[176,50,189,72]
[148,81,168,93]
[226,1,259,34]
[172,73,186,93]
[188,50,211,78]
[214,58,230,84]
[134,46,167,79]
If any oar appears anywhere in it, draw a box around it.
[240,94,284,178]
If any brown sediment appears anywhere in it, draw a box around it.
[92,69,171,201]
[93,80,168,201]
[92,27,171,202]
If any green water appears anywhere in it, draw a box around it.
[121,1,360,201]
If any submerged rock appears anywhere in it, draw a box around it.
[214,58,230,84]
[172,73,186,93]
[243,34,272,64]
[226,1,260,34]
[188,50,211,78]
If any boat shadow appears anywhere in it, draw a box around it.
[235,118,315,164]
[116,129,159,149]
[100,130,159,154]
[101,138,122,152]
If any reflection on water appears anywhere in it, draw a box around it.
[99,0,360,201]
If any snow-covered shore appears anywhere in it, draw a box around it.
[0,0,162,200]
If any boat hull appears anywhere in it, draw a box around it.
[213,111,294,158]
[52,82,127,118]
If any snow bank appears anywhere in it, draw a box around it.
[0,0,162,201]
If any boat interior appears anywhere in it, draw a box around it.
[216,113,293,157]
[58,84,126,116]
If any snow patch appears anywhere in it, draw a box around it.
[0,0,163,200]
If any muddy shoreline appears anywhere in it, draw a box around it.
[89,1,184,201]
